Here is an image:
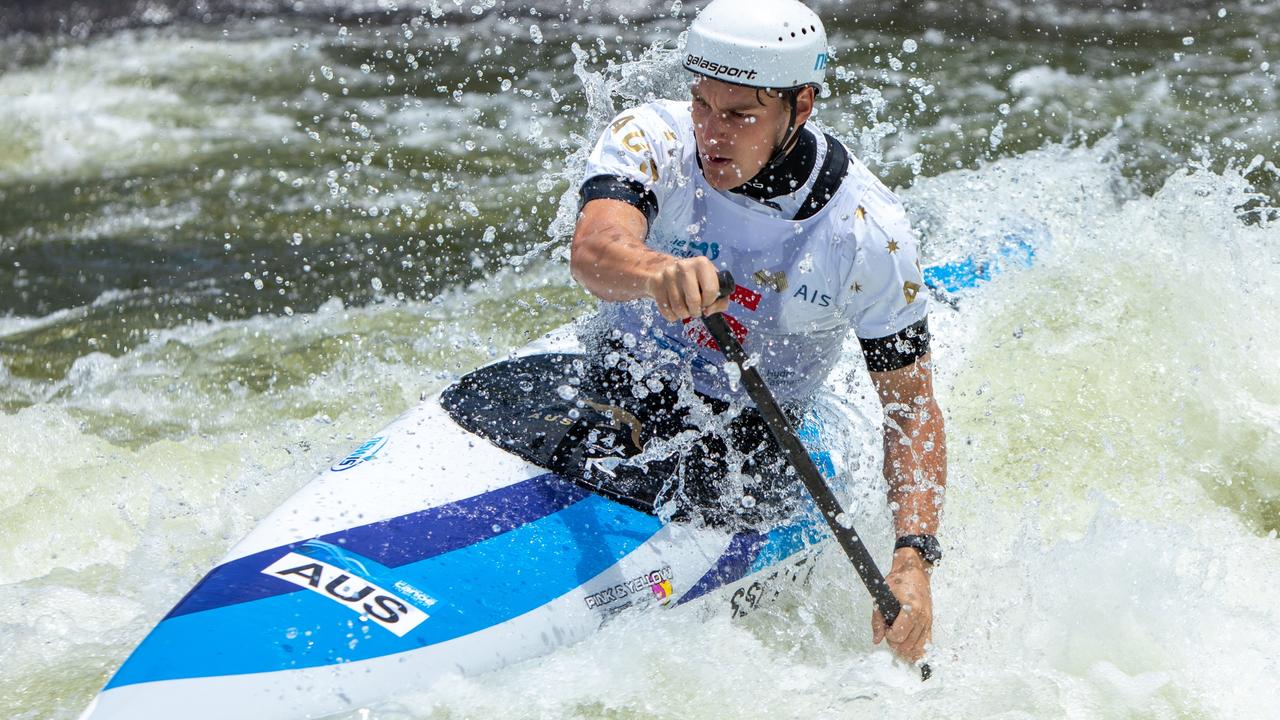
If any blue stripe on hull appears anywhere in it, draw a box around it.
[676,531,768,605]
[923,234,1038,293]
[166,473,590,620]
[109,478,662,689]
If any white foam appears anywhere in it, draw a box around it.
[0,25,304,183]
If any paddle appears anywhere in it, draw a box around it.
[702,271,932,682]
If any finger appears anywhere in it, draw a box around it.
[678,265,703,320]
[892,612,926,661]
[654,286,680,323]
[695,261,722,313]
[886,607,914,645]
[648,270,674,322]
[651,283,672,321]
[903,617,929,662]
[871,611,886,644]
[661,268,689,320]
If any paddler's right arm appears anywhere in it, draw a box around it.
[572,105,728,321]
[571,199,729,321]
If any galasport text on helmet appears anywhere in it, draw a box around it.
[682,0,829,91]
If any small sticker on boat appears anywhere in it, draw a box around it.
[584,566,674,610]
[331,435,389,472]
[263,552,430,637]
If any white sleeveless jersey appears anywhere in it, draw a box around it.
[581,100,929,403]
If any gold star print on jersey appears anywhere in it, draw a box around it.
[753,269,789,293]
[886,239,900,254]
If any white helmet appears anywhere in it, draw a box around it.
[683,0,829,90]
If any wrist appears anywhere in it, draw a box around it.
[892,547,932,576]
[894,533,941,569]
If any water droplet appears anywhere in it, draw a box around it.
[835,512,853,529]
[723,361,741,390]
[1182,36,1195,46]
[1217,7,1227,17]
[998,103,1011,115]
[902,39,918,54]
[989,121,1005,149]
[741,495,757,509]
[556,384,578,400]
[320,65,334,80]
[529,24,543,44]
[371,277,384,292]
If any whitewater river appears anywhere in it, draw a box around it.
[1,0,1278,718]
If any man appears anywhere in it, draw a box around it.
[569,0,944,666]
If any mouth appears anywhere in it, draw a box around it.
[702,153,733,168]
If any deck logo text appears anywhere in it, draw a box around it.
[584,566,674,610]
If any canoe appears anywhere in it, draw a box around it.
[78,228,1041,719]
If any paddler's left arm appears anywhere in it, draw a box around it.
[867,350,946,665]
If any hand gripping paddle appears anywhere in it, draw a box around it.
[701,271,932,682]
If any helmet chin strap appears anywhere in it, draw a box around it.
[739,94,802,193]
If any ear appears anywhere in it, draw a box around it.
[793,86,816,125]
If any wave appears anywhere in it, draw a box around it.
[0,0,1240,38]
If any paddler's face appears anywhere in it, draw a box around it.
[690,77,813,191]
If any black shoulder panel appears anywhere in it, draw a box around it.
[579,175,659,227]
[794,133,850,221]
[859,317,931,372]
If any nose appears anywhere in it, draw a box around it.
[701,115,730,149]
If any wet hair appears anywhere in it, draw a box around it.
[754,87,804,110]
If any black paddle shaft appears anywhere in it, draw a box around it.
[704,271,931,680]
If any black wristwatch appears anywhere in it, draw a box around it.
[895,534,942,566]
